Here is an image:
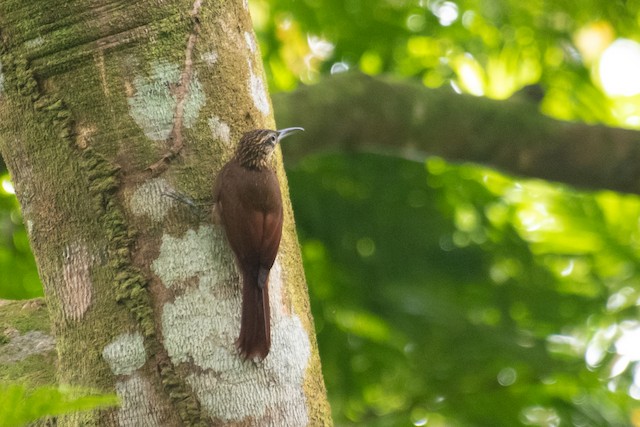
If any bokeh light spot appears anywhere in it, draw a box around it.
[574,21,614,63]
[1,177,15,195]
[599,39,640,97]
[356,237,376,257]
[331,62,349,74]
[497,367,517,386]
[431,1,459,27]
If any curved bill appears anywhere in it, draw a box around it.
[276,127,305,141]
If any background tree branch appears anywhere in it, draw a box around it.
[274,72,640,195]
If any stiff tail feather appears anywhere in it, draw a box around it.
[236,267,271,359]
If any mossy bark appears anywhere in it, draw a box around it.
[0,0,331,425]
[0,299,55,387]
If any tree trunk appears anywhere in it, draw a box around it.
[274,72,640,195]
[0,0,331,425]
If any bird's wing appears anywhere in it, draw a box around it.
[217,166,283,270]
[259,207,283,269]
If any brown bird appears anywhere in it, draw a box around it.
[213,127,304,359]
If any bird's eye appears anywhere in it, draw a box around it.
[269,135,277,144]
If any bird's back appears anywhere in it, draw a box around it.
[215,160,283,270]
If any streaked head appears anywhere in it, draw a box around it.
[235,127,304,168]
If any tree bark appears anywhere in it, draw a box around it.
[0,0,331,425]
[274,72,640,195]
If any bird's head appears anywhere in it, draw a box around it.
[235,127,304,169]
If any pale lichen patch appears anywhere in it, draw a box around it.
[102,331,147,376]
[154,228,311,424]
[208,116,231,145]
[160,249,310,424]
[268,259,288,317]
[60,242,93,321]
[127,61,205,141]
[115,374,167,427]
[247,60,270,115]
[151,226,235,288]
[0,59,4,95]
[24,36,45,49]
[186,312,311,425]
[200,50,219,66]
[75,123,97,149]
[156,224,241,374]
[162,286,241,371]
[128,178,173,222]
[244,32,257,53]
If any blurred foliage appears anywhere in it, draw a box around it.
[0,170,41,300]
[289,153,640,426]
[250,4,640,421]
[0,383,118,427]
[253,0,640,128]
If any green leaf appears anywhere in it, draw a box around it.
[0,383,118,427]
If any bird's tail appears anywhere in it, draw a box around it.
[236,267,271,360]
